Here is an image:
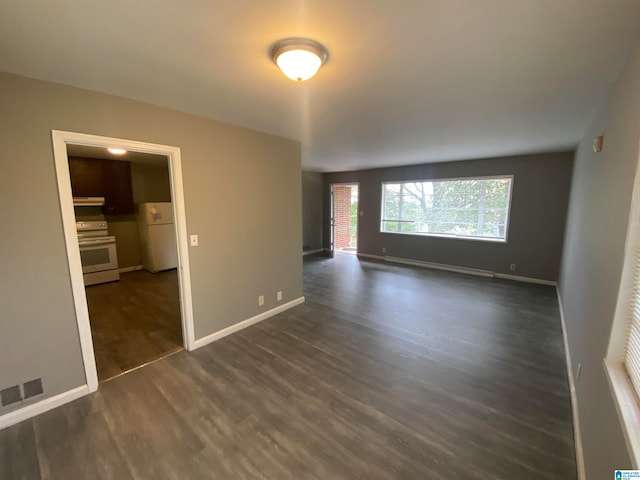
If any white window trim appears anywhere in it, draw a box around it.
[380,230,507,243]
[605,138,640,468]
[605,360,640,468]
[379,174,514,244]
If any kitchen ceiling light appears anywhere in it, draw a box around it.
[270,38,328,82]
[107,148,127,155]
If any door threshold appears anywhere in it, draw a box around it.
[335,249,358,255]
[100,346,184,384]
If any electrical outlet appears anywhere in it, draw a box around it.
[510,263,516,271]
[576,362,582,382]
[382,247,387,254]
[190,234,199,247]
[277,291,283,301]
[258,295,264,306]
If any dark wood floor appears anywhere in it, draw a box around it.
[85,269,183,382]
[1,254,576,479]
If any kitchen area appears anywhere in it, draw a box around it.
[68,145,183,382]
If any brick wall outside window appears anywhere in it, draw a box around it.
[333,185,356,250]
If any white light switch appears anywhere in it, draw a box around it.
[190,234,199,247]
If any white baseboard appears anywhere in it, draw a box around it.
[303,249,324,256]
[556,288,586,480]
[494,273,557,286]
[0,298,305,430]
[193,297,305,350]
[0,385,89,430]
[118,265,143,273]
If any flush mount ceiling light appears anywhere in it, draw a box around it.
[107,148,127,155]
[270,38,328,82]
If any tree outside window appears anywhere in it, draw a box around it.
[381,176,512,241]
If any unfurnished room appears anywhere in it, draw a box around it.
[2,2,640,479]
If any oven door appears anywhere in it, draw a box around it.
[78,237,118,273]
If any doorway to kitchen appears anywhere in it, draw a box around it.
[52,131,195,393]
[331,183,359,255]
[70,146,185,382]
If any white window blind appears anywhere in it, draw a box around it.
[605,142,640,467]
[624,253,640,396]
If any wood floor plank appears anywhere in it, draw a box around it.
[32,397,134,480]
[215,334,453,480]
[85,269,183,382]
[253,310,574,450]
[144,356,309,480]
[194,339,408,479]
[1,253,577,479]
[96,369,205,479]
[0,420,41,480]
[276,306,573,432]
[238,318,552,479]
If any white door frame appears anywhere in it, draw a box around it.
[329,184,335,256]
[51,130,195,393]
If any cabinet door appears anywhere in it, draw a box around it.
[102,160,134,215]
[69,158,103,197]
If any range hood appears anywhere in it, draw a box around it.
[73,197,105,207]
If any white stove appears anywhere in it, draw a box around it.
[76,220,120,286]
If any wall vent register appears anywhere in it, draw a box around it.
[0,378,44,407]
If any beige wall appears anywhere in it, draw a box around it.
[0,72,302,413]
[131,162,171,204]
[302,171,323,252]
[325,152,574,281]
[106,215,140,268]
[559,47,640,476]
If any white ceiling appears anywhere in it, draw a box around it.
[1,1,640,172]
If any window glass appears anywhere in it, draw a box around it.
[380,176,513,242]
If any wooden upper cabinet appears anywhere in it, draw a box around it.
[69,157,103,197]
[102,160,134,215]
[68,157,134,215]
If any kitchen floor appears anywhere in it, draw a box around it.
[85,269,183,382]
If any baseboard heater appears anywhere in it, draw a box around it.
[356,253,557,286]
[374,255,495,278]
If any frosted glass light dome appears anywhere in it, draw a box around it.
[270,38,328,82]
[276,49,323,82]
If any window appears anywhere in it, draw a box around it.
[606,145,640,467]
[380,176,513,242]
[624,267,640,397]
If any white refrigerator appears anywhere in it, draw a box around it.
[137,202,178,273]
